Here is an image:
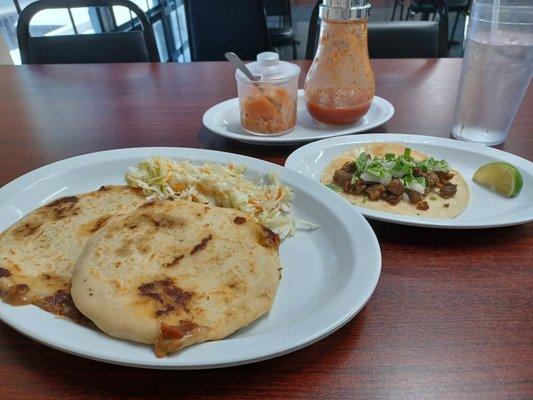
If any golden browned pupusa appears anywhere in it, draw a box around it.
[0,186,145,321]
[71,200,281,357]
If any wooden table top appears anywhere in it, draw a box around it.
[0,59,531,400]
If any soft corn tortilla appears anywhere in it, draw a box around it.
[71,200,281,357]
[0,186,145,320]
[321,143,469,218]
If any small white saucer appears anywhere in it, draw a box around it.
[202,89,395,145]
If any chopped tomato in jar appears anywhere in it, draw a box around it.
[240,86,297,135]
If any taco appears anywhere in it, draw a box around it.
[321,143,469,218]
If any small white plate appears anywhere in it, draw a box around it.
[202,89,394,145]
[285,134,533,229]
[0,147,381,369]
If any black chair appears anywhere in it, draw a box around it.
[408,0,470,42]
[17,0,159,64]
[184,0,271,62]
[391,0,407,20]
[448,0,471,42]
[406,0,439,20]
[368,21,440,58]
[306,0,448,59]
[264,0,299,59]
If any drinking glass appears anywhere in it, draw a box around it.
[451,0,533,146]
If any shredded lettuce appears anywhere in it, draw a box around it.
[125,156,315,239]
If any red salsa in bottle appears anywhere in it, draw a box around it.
[304,2,375,126]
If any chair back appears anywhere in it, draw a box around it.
[305,0,448,59]
[368,21,439,58]
[17,0,159,64]
[264,0,293,27]
[184,0,271,62]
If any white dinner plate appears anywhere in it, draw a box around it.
[202,89,394,145]
[0,147,381,369]
[285,134,533,229]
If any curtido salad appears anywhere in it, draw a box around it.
[125,156,316,239]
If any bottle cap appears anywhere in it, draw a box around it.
[235,52,301,83]
[319,0,371,20]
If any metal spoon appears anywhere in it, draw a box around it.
[224,52,260,82]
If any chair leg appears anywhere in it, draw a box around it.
[399,1,405,20]
[292,41,297,60]
[450,12,461,41]
[391,0,398,21]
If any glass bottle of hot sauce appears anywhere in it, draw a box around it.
[305,0,375,126]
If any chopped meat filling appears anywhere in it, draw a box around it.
[333,162,360,188]
[439,182,458,199]
[384,194,401,205]
[353,179,366,193]
[416,201,429,210]
[333,162,357,187]
[340,161,357,174]
[424,171,440,187]
[386,179,404,196]
[406,189,424,204]
[366,184,386,201]
[343,179,366,194]
[436,171,455,182]
[333,169,352,187]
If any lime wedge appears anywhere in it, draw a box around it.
[473,162,523,197]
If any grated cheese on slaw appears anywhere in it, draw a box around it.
[125,156,317,239]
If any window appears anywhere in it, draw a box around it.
[0,0,190,64]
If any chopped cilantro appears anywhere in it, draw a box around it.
[355,152,370,171]
[343,147,449,187]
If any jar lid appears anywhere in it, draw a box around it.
[319,0,371,20]
[235,52,301,83]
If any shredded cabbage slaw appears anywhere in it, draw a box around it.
[125,156,317,239]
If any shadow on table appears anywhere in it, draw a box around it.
[197,127,301,166]
[197,125,408,165]
[4,307,369,398]
[371,220,531,249]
